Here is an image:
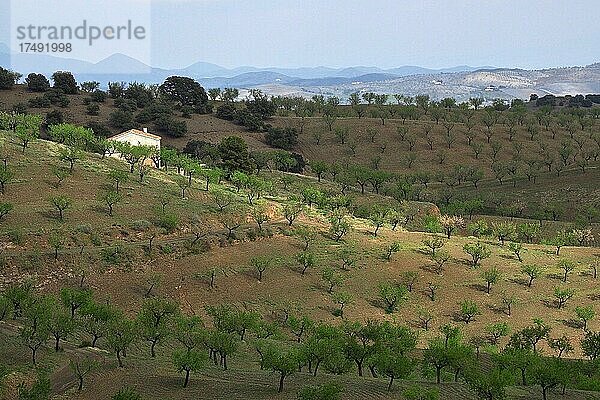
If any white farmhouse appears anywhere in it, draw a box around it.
[107,128,161,167]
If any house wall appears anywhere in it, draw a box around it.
[109,133,161,167]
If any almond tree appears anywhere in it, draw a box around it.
[0,166,15,194]
[49,195,72,220]
[321,267,344,293]
[107,315,138,367]
[463,242,491,268]
[558,259,576,283]
[422,236,446,256]
[283,202,303,226]
[378,283,408,313]
[69,356,98,391]
[501,291,518,316]
[481,267,501,294]
[332,291,352,318]
[492,222,516,245]
[98,190,121,216]
[297,251,315,275]
[521,264,543,288]
[250,203,270,231]
[458,300,481,324]
[108,169,128,193]
[219,211,244,239]
[575,306,595,330]
[431,250,451,275]
[20,295,52,365]
[554,287,575,309]
[485,322,510,345]
[508,242,524,262]
[439,215,465,239]
[15,114,42,153]
[294,225,318,251]
[251,256,273,282]
[138,297,178,357]
[261,342,298,392]
[173,348,206,388]
[384,242,401,261]
[58,146,83,174]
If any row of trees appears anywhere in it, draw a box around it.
[2,285,600,399]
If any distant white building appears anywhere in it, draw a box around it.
[107,128,161,167]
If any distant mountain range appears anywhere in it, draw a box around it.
[1,43,599,101]
[0,42,493,82]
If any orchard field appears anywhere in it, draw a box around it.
[0,70,599,400]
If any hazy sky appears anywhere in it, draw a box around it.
[1,0,599,69]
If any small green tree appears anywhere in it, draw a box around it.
[464,364,513,400]
[15,114,42,153]
[332,291,352,318]
[501,291,518,316]
[485,322,510,345]
[548,335,573,358]
[99,190,122,216]
[261,342,298,393]
[49,195,72,221]
[58,146,83,173]
[575,305,595,330]
[283,202,303,226]
[393,274,415,296]
[431,250,451,275]
[384,242,401,261]
[458,300,480,324]
[530,357,565,400]
[172,348,206,388]
[481,267,501,294]
[219,211,245,239]
[581,331,600,360]
[463,242,491,268]
[322,267,345,293]
[51,165,69,187]
[492,222,516,245]
[422,236,445,256]
[329,216,351,242]
[297,251,316,275]
[137,297,178,357]
[310,161,329,182]
[0,167,14,194]
[521,264,543,288]
[250,203,270,231]
[553,287,575,309]
[294,225,318,251]
[176,176,191,199]
[558,259,576,283]
[48,231,65,260]
[106,315,138,368]
[69,356,98,390]
[109,169,128,193]
[373,348,414,391]
[60,287,92,318]
[508,242,524,262]
[378,283,408,313]
[251,256,273,282]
